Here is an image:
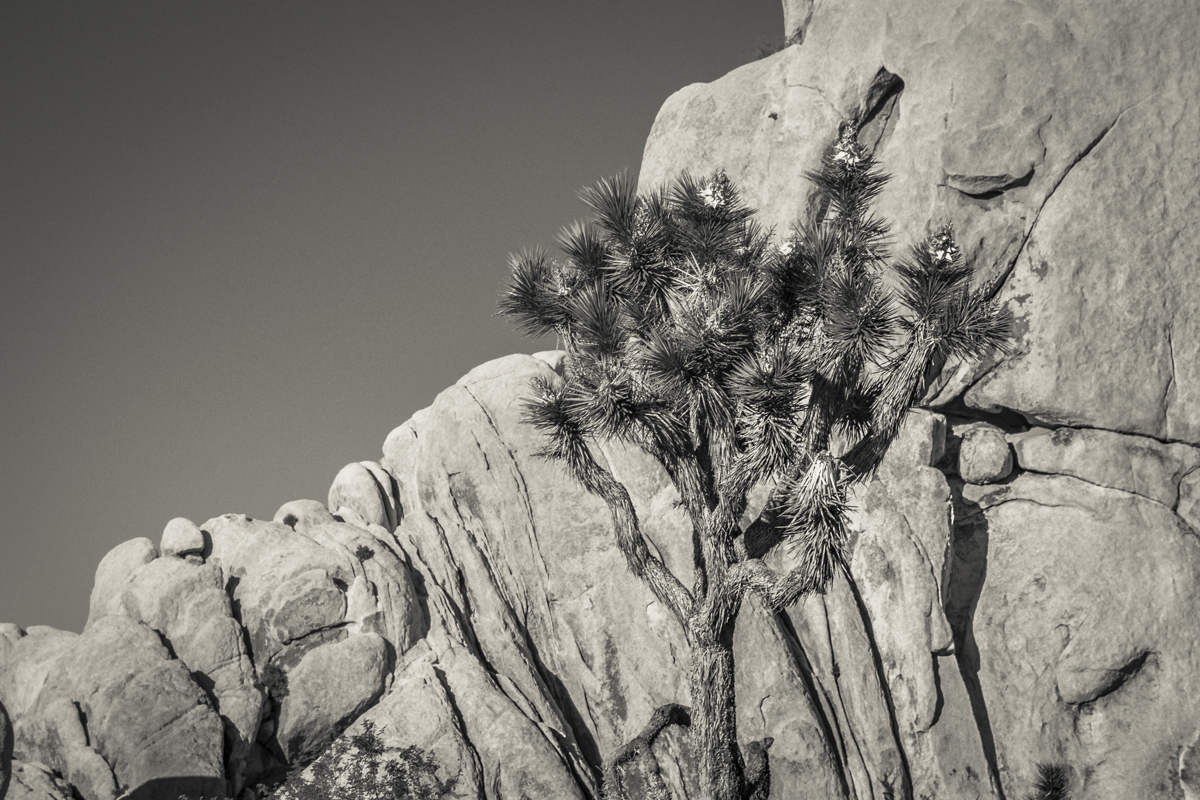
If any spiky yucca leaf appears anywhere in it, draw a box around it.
[498,248,562,337]
[1026,763,1070,800]
[780,453,850,588]
[939,289,1013,361]
[834,374,882,443]
[724,342,809,407]
[638,326,696,399]
[733,219,772,273]
[557,221,610,279]
[627,401,694,464]
[894,224,973,325]
[564,360,645,442]
[719,273,767,336]
[733,403,803,484]
[579,171,638,246]
[503,153,1010,618]
[522,376,593,474]
[819,268,898,378]
[606,246,677,317]
[567,282,624,355]
[670,171,754,227]
[806,127,889,226]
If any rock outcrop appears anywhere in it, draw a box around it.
[1,697,11,799]
[3,1,1198,798]
[637,0,1200,795]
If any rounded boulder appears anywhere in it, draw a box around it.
[958,424,1013,484]
[161,517,206,559]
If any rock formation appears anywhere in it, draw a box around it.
[636,0,1200,796]
[2,1,1198,798]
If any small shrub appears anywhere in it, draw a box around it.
[1027,763,1071,800]
[355,544,375,562]
[268,720,453,800]
[282,513,299,529]
[261,662,289,700]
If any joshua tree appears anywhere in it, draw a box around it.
[499,125,1009,800]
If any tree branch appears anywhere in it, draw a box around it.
[660,454,712,601]
[602,703,692,800]
[570,444,695,625]
[726,557,821,610]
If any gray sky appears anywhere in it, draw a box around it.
[0,1,782,632]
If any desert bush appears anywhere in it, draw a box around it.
[265,720,451,800]
[260,662,289,700]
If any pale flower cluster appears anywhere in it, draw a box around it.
[699,182,725,208]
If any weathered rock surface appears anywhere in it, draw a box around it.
[275,632,389,763]
[0,628,77,724]
[1010,426,1200,507]
[958,423,1014,485]
[88,554,263,796]
[3,615,226,800]
[1,697,11,800]
[328,460,401,532]
[7,342,1197,799]
[84,538,157,631]
[953,473,1200,798]
[273,498,337,533]
[160,516,206,559]
[5,761,75,800]
[639,0,1200,795]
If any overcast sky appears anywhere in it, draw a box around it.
[0,1,781,632]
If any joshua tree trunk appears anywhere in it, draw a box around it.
[603,633,772,800]
[690,636,744,799]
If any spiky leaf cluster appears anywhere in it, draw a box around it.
[1025,763,1071,800]
[500,126,1010,598]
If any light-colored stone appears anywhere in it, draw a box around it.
[954,473,1200,798]
[160,516,206,559]
[359,461,401,531]
[273,499,336,533]
[20,697,117,800]
[333,648,484,798]
[958,423,1014,484]
[18,615,226,800]
[328,462,395,532]
[0,628,76,723]
[1010,426,1200,506]
[384,353,844,799]
[0,623,23,668]
[531,349,567,375]
[85,538,157,631]
[91,556,263,796]
[269,569,346,644]
[275,633,389,764]
[5,761,75,800]
[782,0,815,44]
[1179,470,1200,534]
[201,514,425,668]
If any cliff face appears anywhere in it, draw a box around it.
[3,2,1200,799]
[635,0,1200,797]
